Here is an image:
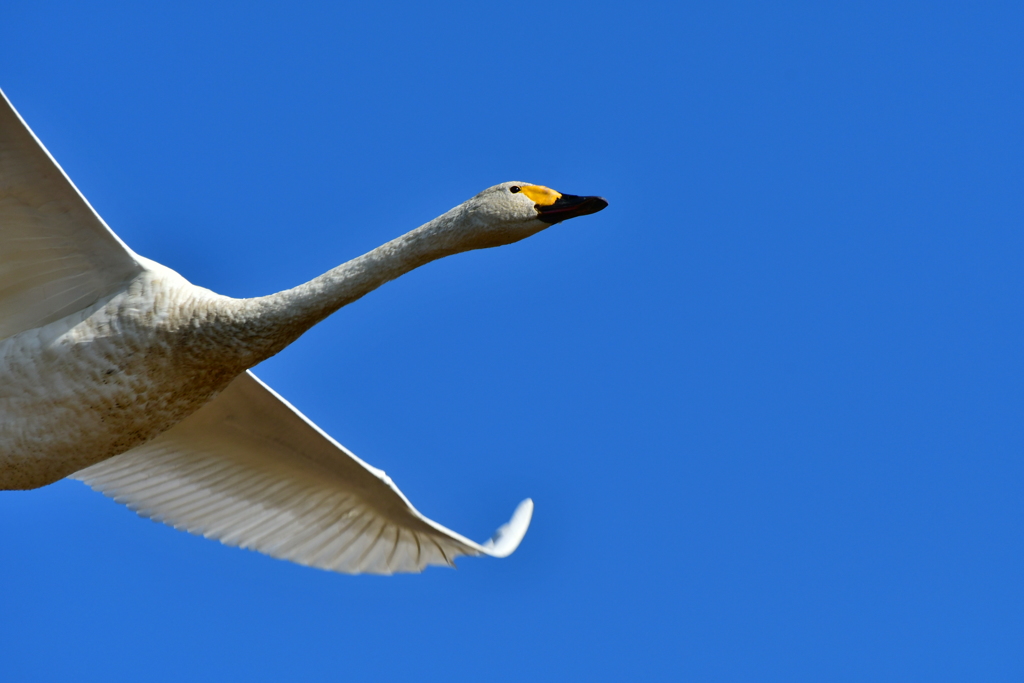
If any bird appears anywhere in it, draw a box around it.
[0,87,607,575]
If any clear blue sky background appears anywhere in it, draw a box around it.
[2,2,1022,680]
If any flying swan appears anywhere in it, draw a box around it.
[0,88,607,575]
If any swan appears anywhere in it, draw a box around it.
[0,87,607,575]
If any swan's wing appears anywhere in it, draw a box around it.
[72,371,533,575]
[0,87,142,341]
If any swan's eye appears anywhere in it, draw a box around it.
[509,186,521,193]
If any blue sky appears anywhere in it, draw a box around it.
[2,1,1022,680]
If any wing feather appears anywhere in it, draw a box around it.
[72,371,533,575]
[0,87,142,341]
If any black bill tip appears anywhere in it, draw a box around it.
[536,194,609,224]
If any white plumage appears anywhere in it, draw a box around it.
[0,87,606,574]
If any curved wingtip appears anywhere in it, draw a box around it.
[480,498,534,558]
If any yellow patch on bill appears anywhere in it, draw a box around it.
[520,185,562,206]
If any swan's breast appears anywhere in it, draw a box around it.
[0,265,245,489]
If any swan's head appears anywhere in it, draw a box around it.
[448,182,608,251]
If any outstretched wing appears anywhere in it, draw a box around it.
[72,371,533,575]
[0,87,142,341]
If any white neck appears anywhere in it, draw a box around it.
[230,202,479,363]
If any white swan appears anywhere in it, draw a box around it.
[0,88,607,574]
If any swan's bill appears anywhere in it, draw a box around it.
[514,183,609,224]
[535,193,609,224]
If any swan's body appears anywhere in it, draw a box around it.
[1,258,222,487]
[0,88,606,574]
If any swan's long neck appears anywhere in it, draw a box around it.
[230,203,476,364]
